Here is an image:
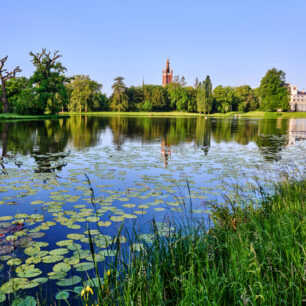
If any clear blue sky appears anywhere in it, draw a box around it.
[2,0,306,95]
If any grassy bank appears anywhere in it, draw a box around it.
[0,113,70,121]
[83,179,305,305]
[63,111,306,119]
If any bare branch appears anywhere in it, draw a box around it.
[3,66,22,81]
[0,56,8,72]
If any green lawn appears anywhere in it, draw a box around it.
[0,113,70,121]
[63,111,306,119]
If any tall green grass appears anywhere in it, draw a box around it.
[85,179,305,305]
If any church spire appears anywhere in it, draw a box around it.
[162,58,173,86]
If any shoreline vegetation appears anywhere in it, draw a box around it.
[80,178,305,305]
[0,113,70,121]
[0,111,305,121]
[0,50,299,118]
[63,110,306,119]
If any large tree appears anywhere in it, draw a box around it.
[28,48,68,114]
[0,56,22,113]
[213,85,237,113]
[259,68,290,111]
[110,77,129,112]
[197,76,213,114]
[67,75,103,112]
[235,85,259,112]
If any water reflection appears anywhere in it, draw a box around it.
[0,116,305,169]
[288,119,306,146]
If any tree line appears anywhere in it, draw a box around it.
[0,49,290,115]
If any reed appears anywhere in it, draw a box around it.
[84,178,305,305]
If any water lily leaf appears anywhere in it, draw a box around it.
[24,246,41,256]
[56,240,74,247]
[33,277,48,284]
[67,233,85,240]
[26,256,42,265]
[49,248,69,256]
[0,293,6,303]
[87,216,99,222]
[56,290,69,300]
[73,249,91,259]
[42,255,64,263]
[7,258,22,266]
[30,200,44,205]
[19,281,39,289]
[110,216,124,222]
[56,276,82,286]
[85,254,105,262]
[97,221,111,227]
[53,262,71,273]
[48,272,67,280]
[11,296,37,306]
[122,213,137,219]
[0,216,13,221]
[74,262,95,271]
[122,203,136,208]
[28,232,45,239]
[64,256,80,265]
[0,278,28,294]
[17,267,42,278]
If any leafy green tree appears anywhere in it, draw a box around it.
[197,76,213,114]
[110,77,129,112]
[1,77,28,112]
[235,85,259,112]
[140,85,169,111]
[186,87,197,112]
[168,85,188,111]
[259,68,290,111]
[67,75,103,112]
[213,85,237,113]
[28,49,68,114]
[0,56,22,113]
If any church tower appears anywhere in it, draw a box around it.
[162,58,173,86]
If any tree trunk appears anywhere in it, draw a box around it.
[1,79,9,113]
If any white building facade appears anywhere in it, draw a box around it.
[289,85,306,111]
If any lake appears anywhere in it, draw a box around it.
[0,115,305,304]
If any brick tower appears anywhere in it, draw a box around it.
[162,58,173,86]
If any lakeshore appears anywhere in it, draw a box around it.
[0,115,304,305]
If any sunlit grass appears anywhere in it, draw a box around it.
[86,178,305,305]
[62,110,306,119]
[0,113,69,121]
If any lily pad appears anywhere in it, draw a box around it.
[74,261,95,271]
[56,276,82,286]
[7,258,22,266]
[56,290,69,300]
[53,262,71,273]
[49,248,69,256]
[42,255,64,263]
[0,293,5,302]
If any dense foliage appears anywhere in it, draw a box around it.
[0,50,291,115]
[66,75,107,112]
[259,68,290,111]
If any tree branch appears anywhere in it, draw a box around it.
[0,56,8,72]
[3,66,22,81]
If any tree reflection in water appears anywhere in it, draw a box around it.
[0,116,304,170]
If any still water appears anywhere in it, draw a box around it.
[0,116,305,303]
